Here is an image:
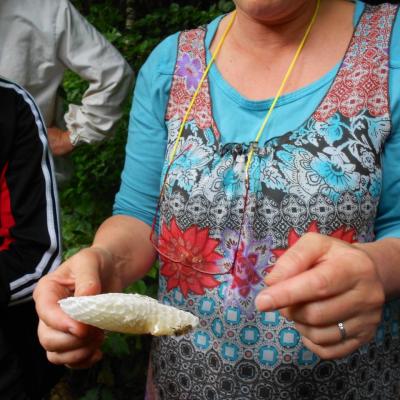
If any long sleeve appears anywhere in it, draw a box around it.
[0,79,61,308]
[113,35,179,225]
[56,0,134,145]
[373,10,400,240]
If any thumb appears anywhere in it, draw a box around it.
[266,232,331,286]
[72,248,103,297]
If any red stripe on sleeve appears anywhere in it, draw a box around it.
[0,163,16,251]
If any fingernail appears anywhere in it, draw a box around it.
[255,293,274,311]
[265,271,282,285]
[264,275,273,284]
[93,350,103,363]
[75,282,96,296]
[68,326,78,336]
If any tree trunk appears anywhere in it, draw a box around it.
[126,0,135,30]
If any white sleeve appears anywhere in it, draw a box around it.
[56,0,134,145]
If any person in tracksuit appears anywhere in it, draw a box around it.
[0,77,62,399]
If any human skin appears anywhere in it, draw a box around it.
[254,235,399,359]
[33,0,400,368]
[35,216,156,368]
[47,127,74,155]
[213,0,355,99]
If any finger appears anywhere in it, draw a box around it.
[34,250,103,336]
[283,286,383,326]
[266,232,333,286]
[294,315,379,346]
[38,320,104,352]
[72,249,103,297]
[256,261,352,312]
[34,270,85,336]
[65,349,103,370]
[301,335,366,360]
[47,346,102,367]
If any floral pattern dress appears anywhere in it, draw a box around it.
[146,4,400,399]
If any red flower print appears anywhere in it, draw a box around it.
[272,221,356,259]
[314,5,393,123]
[185,30,198,41]
[339,90,365,118]
[368,89,388,117]
[165,80,192,121]
[314,95,339,121]
[191,89,213,130]
[159,218,223,297]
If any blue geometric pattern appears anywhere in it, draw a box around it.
[194,331,211,350]
[172,288,185,305]
[261,311,280,327]
[221,342,240,362]
[279,328,300,348]
[258,345,279,366]
[224,306,241,325]
[211,317,224,338]
[198,297,215,316]
[240,326,260,345]
[298,347,318,366]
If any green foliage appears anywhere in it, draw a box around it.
[62,1,233,398]
[73,0,234,71]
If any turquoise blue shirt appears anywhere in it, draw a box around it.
[114,1,400,240]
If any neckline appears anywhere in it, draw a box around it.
[205,2,363,109]
[202,1,364,146]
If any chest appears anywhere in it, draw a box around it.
[210,3,355,100]
[162,3,397,246]
[164,109,387,237]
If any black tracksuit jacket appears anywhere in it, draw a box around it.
[0,77,61,308]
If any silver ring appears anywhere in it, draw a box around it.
[337,322,347,341]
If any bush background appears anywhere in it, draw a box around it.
[59,1,233,399]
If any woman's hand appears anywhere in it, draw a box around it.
[33,246,123,368]
[255,233,385,360]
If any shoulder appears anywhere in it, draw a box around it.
[0,77,29,107]
[54,0,81,16]
[1,0,61,11]
[0,0,61,30]
[0,78,43,132]
[142,32,180,78]
[142,16,220,78]
[0,78,19,137]
[138,27,199,88]
[355,1,400,67]
[0,78,39,148]
[18,0,62,16]
[390,5,400,68]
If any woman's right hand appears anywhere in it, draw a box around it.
[33,246,122,368]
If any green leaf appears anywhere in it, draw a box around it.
[100,387,115,400]
[80,387,100,400]
[102,333,130,358]
[147,262,159,279]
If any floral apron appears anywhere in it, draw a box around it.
[146,4,400,399]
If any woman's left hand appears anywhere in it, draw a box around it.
[255,232,385,359]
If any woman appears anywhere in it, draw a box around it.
[34,0,400,398]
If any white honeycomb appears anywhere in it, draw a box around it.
[59,293,199,336]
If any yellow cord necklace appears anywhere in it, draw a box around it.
[169,0,321,176]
